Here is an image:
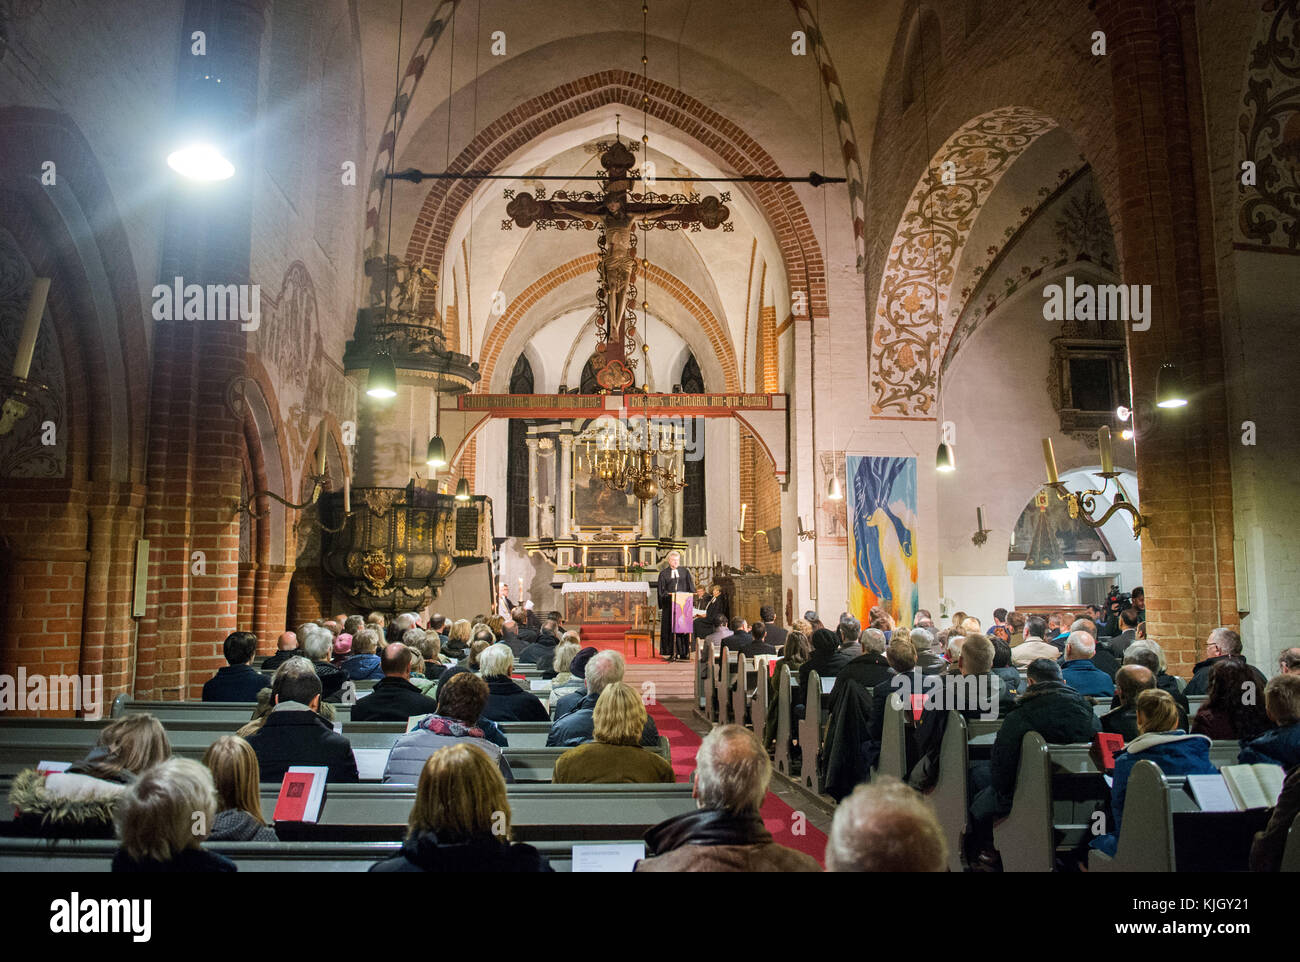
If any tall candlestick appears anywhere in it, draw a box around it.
[1041,438,1059,485]
[1098,425,1114,474]
[518,577,524,601]
[976,506,984,531]
[13,278,50,380]
[343,474,351,513]
[739,502,747,530]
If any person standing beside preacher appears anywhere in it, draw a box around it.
[657,551,694,662]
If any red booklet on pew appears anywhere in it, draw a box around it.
[273,766,328,823]
[1093,733,1125,773]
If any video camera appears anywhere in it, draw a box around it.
[1105,584,1131,614]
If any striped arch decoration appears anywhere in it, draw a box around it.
[870,106,1057,418]
[362,0,462,263]
[788,0,866,272]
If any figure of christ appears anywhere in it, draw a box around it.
[548,199,683,347]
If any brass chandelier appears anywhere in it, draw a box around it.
[578,403,686,507]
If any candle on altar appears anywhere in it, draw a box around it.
[518,577,524,600]
[13,278,49,380]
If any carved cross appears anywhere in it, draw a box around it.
[503,139,730,391]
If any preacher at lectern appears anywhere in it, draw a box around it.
[656,550,694,662]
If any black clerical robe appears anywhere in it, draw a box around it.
[656,564,695,658]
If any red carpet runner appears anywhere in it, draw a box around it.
[645,701,828,865]
[577,624,663,664]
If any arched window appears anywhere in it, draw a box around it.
[506,355,534,537]
[681,355,706,537]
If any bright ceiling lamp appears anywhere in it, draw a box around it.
[936,442,956,473]
[366,353,398,399]
[455,478,471,501]
[1155,362,1188,408]
[826,475,843,500]
[426,436,447,468]
[166,142,235,181]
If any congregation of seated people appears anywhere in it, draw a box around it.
[8,601,1298,874]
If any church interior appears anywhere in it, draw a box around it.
[0,0,1298,884]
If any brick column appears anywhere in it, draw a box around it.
[1095,0,1237,675]
[134,0,268,699]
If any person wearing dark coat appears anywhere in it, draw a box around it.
[695,585,732,638]
[1100,664,1157,743]
[501,620,528,657]
[242,660,359,783]
[656,551,695,661]
[202,632,269,702]
[370,741,551,873]
[517,622,562,673]
[479,643,550,722]
[547,650,660,746]
[758,606,787,649]
[351,644,441,722]
[1237,675,1300,768]
[1184,627,1268,696]
[260,632,302,673]
[967,658,1100,865]
[1191,658,1274,742]
[734,621,777,659]
[799,627,854,696]
[828,632,893,714]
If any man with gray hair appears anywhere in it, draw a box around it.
[480,643,549,722]
[637,725,820,872]
[837,614,863,657]
[825,776,946,872]
[1119,640,1190,719]
[244,657,358,783]
[1069,616,1118,677]
[1059,630,1114,697]
[301,625,347,699]
[1186,626,1267,696]
[828,625,892,712]
[547,649,661,747]
[911,626,945,675]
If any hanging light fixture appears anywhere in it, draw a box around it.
[1155,361,1188,408]
[366,352,397,399]
[936,442,955,473]
[425,436,447,468]
[455,478,471,501]
[166,64,236,181]
[826,475,844,500]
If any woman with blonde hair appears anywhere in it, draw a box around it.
[1090,689,1217,858]
[113,757,235,872]
[553,682,675,784]
[371,743,551,872]
[202,735,277,842]
[445,618,473,657]
[9,713,172,838]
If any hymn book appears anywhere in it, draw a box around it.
[273,766,328,823]
[1186,765,1284,812]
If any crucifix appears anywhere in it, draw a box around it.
[503,136,730,391]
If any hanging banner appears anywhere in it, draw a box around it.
[846,456,919,629]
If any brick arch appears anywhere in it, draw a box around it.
[476,254,740,394]
[869,105,1061,418]
[404,70,827,323]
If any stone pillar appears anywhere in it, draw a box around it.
[525,436,539,538]
[1094,0,1238,675]
[558,434,573,536]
